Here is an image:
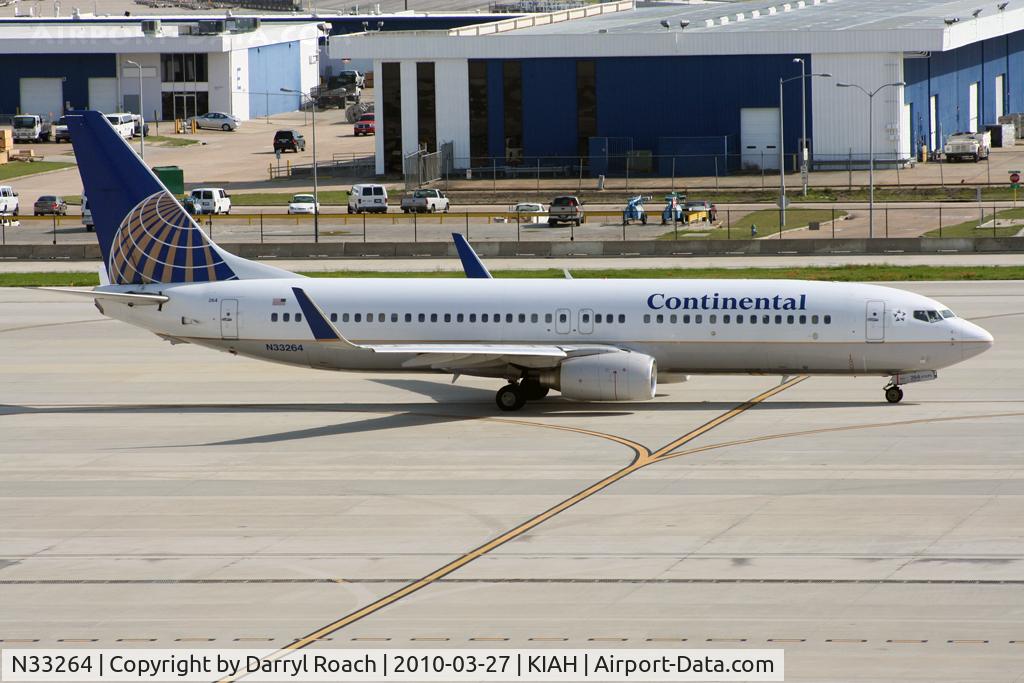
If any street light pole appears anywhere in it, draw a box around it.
[282,87,319,243]
[794,57,808,196]
[778,69,831,228]
[126,59,144,160]
[778,76,786,228]
[836,80,905,239]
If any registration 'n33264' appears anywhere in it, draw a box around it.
[266,343,304,352]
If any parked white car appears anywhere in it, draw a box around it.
[0,185,19,216]
[186,112,240,132]
[347,184,388,214]
[287,193,320,214]
[187,187,232,215]
[104,113,135,139]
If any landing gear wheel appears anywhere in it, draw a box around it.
[520,380,549,401]
[496,384,526,412]
[885,386,904,403]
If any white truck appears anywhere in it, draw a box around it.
[0,185,19,215]
[401,188,450,213]
[12,115,51,143]
[943,131,991,162]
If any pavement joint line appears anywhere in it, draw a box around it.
[214,378,809,683]
[57,639,97,643]
[707,638,747,643]
[529,637,568,642]
[827,639,867,643]
[351,638,390,641]
[410,637,449,642]
[949,639,989,643]
[175,638,215,642]
[767,639,806,643]
[587,638,627,642]
[469,637,509,641]
[887,639,927,643]
[116,638,156,642]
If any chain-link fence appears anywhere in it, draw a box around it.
[5,205,1021,246]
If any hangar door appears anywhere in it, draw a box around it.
[88,78,118,114]
[19,78,63,120]
[741,108,780,170]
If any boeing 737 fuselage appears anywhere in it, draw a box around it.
[55,111,994,411]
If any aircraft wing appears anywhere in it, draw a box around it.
[291,286,616,370]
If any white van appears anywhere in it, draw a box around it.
[187,187,232,215]
[104,113,135,139]
[0,185,19,216]
[82,195,94,232]
[347,184,388,214]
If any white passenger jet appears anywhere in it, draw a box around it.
[53,111,993,411]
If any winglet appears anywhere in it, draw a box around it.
[452,233,492,279]
[291,287,362,349]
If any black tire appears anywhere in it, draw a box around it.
[641,214,648,225]
[222,124,231,131]
[885,386,903,403]
[496,384,526,412]
[520,380,549,401]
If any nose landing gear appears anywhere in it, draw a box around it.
[884,385,904,403]
[883,370,938,404]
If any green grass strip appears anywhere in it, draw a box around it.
[0,161,75,181]
[5,264,1024,288]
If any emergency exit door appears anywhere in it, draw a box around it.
[221,299,238,339]
[866,300,885,342]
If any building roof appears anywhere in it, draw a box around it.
[511,0,1023,36]
[333,0,1024,60]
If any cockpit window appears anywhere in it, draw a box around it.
[914,310,943,323]
[940,309,955,319]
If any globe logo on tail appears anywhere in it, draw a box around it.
[108,191,237,285]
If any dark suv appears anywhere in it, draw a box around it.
[273,130,306,153]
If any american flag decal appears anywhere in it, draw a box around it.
[272,298,287,305]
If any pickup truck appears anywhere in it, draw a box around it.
[52,116,70,143]
[12,114,51,143]
[0,185,19,216]
[547,195,584,226]
[944,131,991,162]
[401,189,450,213]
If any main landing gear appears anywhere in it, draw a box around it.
[495,379,550,411]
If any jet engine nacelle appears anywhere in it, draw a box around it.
[541,351,657,401]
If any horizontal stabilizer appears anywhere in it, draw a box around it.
[39,287,169,306]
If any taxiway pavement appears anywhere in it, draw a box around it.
[1,282,1022,681]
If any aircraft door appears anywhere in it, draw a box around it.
[220,299,239,340]
[579,309,594,334]
[865,300,885,342]
[555,308,571,334]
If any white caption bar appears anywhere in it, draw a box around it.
[1,649,784,682]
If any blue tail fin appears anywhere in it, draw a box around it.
[452,233,492,279]
[67,110,290,285]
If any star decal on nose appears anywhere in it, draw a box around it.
[893,309,907,322]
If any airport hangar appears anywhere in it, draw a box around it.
[332,0,1024,177]
[0,11,504,124]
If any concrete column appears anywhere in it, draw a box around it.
[434,59,470,168]
[399,60,420,161]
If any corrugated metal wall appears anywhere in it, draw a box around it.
[477,54,809,170]
[904,28,1024,156]
[0,53,115,118]
[248,41,301,118]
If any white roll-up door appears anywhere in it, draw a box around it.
[995,74,1005,120]
[741,108,780,170]
[19,78,63,120]
[88,78,118,114]
[969,82,979,132]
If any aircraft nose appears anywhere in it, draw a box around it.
[960,320,994,359]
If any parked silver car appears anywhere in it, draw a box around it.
[186,112,240,131]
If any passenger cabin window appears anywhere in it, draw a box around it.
[518,314,526,323]
[354,313,362,322]
[581,313,590,323]
[531,314,538,323]
[482,314,489,322]
[811,315,818,324]
[378,313,385,322]
[618,314,626,323]
[787,315,794,324]
[283,313,290,322]
[295,314,302,322]
[709,314,716,324]
[656,314,664,323]
[506,313,513,323]
[683,314,691,324]
[404,313,412,322]
[644,314,651,323]
[824,315,832,324]
[458,313,465,323]
[418,313,425,322]
[546,313,553,323]
[799,315,806,324]
[271,313,278,322]
[669,314,677,324]
[444,313,451,322]
[559,313,568,323]
[430,314,438,322]
[470,313,477,322]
